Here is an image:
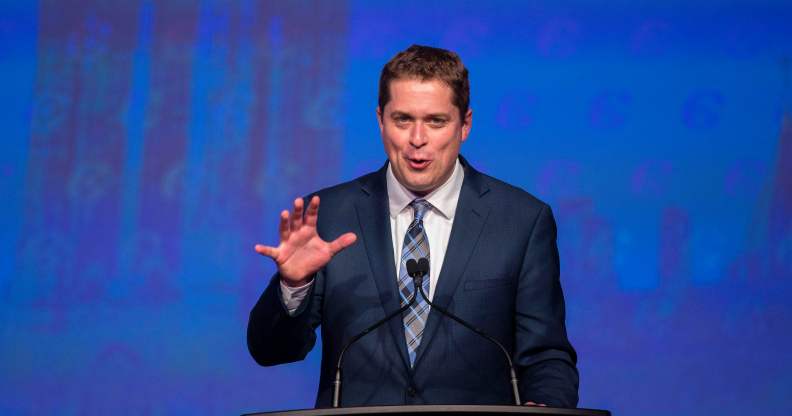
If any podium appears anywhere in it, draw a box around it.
[244,405,610,416]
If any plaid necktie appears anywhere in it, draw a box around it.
[398,199,432,366]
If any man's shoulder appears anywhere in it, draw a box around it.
[469,171,556,237]
[307,169,383,205]
[471,169,549,212]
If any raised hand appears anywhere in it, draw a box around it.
[255,196,357,287]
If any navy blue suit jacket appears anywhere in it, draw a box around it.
[247,157,578,408]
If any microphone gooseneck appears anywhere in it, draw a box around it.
[412,257,523,406]
[331,262,426,408]
[333,257,521,407]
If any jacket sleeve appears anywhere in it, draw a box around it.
[247,269,324,366]
[514,204,579,407]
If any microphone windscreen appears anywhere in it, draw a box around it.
[406,259,419,276]
[417,258,429,275]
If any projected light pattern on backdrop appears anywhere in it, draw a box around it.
[1,0,791,415]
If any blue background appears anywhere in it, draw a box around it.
[1,0,791,415]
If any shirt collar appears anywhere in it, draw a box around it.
[386,158,465,220]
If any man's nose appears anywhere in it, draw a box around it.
[409,123,428,147]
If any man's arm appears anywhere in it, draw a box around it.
[514,204,579,407]
[247,271,322,366]
[247,196,356,366]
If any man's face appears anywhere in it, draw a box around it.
[377,78,472,195]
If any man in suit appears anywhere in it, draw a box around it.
[248,45,578,408]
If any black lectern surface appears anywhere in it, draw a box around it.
[243,405,610,416]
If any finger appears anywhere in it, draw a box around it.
[305,195,320,227]
[254,244,278,259]
[328,232,357,255]
[290,197,304,231]
[279,210,290,241]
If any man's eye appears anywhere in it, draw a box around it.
[428,118,447,127]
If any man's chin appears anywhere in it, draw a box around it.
[403,180,435,196]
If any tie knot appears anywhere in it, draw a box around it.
[410,199,432,222]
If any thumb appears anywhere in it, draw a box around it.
[254,244,278,259]
[328,232,357,255]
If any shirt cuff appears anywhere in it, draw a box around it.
[279,278,314,316]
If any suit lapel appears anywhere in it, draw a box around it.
[413,159,491,368]
[353,164,411,369]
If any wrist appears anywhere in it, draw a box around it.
[280,274,314,288]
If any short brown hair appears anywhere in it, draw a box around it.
[378,44,470,121]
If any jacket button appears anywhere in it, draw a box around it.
[406,386,416,397]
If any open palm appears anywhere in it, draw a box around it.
[255,196,357,286]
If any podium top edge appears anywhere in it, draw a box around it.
[243,404,611,416]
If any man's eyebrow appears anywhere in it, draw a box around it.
[389,111,413,118]
[425,113,450,119]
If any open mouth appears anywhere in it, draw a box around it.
[406,157,431,170]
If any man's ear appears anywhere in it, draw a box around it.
[376,107,384,133]
[461,108,473,142]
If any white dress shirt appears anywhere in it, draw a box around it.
[280,159,465,314]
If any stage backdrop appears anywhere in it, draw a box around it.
[1,0,791,415]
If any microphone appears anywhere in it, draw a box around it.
[410,257,523,406]
[406,258,426,287]
[331,265,425,408]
